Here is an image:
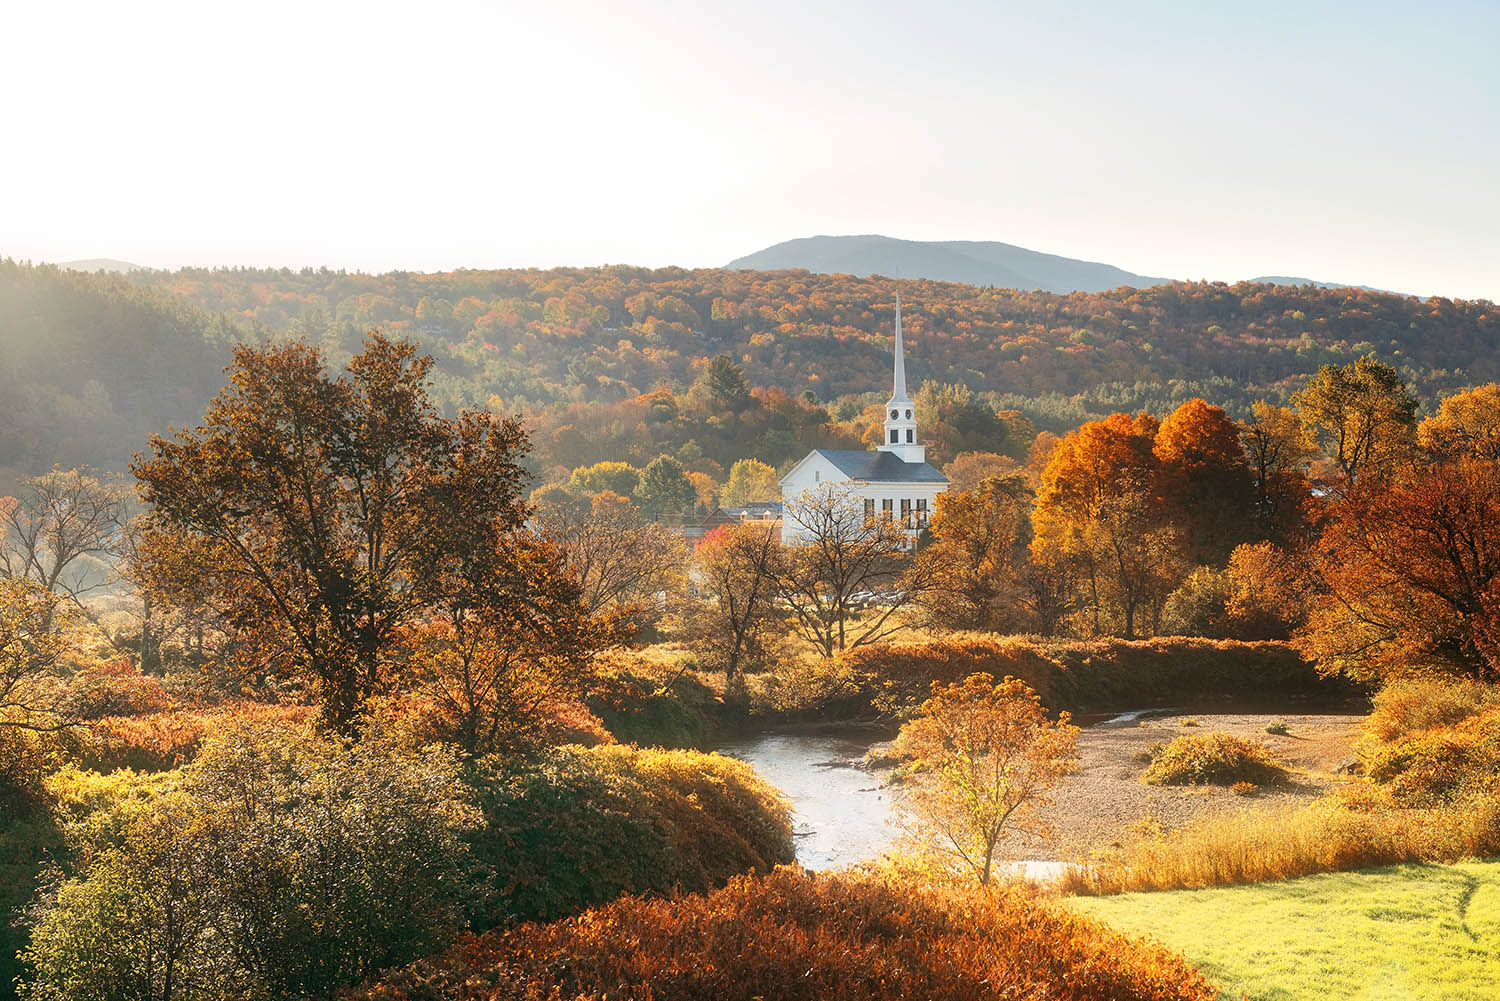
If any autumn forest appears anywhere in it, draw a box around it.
[6,257,1500,1000]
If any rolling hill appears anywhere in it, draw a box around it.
[727,235,1171,293]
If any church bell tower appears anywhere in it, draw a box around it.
[878,294,925,464]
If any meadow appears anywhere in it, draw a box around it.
[1072,861,1500,1001]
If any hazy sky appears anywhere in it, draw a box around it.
[7,0,1497,299]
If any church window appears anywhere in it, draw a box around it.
[881,498,893,519]
[890,409,899,420]
[905,429,913,443]
[889,430,898,444]
[916,498,928,524]
[864,498,875,520]
[900,498,911,522]
[905,409,912,419]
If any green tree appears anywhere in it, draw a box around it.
[567,461,641,498]
[633,455,697,521]
[691,355,752,413]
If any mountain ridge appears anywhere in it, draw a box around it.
[728,234,1405,297]
[728,234,1168,294]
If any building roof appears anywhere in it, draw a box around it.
[810,449,949,484]
[723,501,784,518]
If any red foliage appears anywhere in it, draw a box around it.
[351,867,1218,1001]
[86,702,315,771]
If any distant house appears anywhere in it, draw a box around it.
[722,501,783,522]
[778,296,948,543]
[681,508,740,541]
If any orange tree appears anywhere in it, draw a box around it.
[1297,457,1500,681]
[890,672,1079,885]
[916,474,1033,632]
[131,334,545,732]
[1153,398,1255,564]
[1031,413,1183,638]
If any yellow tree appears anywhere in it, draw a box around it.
[719,458,779,509]
[1292,356,1417,489]
[1238,401,1316,541]
[891,673,1079,885]
[1419,383,1500,461]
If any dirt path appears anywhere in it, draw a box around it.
[993,710,1367,862]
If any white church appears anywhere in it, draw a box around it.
[779,296,949,544]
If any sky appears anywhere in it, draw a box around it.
[5,0,1498,299]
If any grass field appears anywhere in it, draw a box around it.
[1070,861,1500,1001]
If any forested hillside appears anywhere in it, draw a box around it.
[3,258,1496,489]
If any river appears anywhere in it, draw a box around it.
[715,726,900,870]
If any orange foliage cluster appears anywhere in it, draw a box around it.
[65,657,170,720]
[85,701,315,772]
[841,634,1335,718]
[352,867,1218,1001]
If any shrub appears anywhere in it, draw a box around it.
[1364,674,1500,742]
[63,657,170,721]
[1231,781,1258,797]
[586,657,726,747]
[21,720,479,1001]
[1179,717,1199,727]
[1265,720,1290,735]
[81,701,315,772]
[843,634,1349,720]
[1142,732,1289,787]
[353,867,1220,1001]
[1363,707,1500,806]
[462,744,793,929]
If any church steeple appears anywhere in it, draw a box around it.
[891,294,910,404]
[879,294,925,463]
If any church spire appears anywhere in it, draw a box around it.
[890,293,910,404]
[879,293,924,463]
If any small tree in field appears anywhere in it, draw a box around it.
[890,673,1080,885]
[692,521,780,680]
[772,486,940,656]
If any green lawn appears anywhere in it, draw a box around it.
[1070,861,1500,1001]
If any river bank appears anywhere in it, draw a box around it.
[717,705,1368,870]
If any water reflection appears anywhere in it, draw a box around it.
[716,728,898,871]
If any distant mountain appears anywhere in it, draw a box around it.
[1251,275,1407,297]
[56,258,147,273]
[727,235,1171,294]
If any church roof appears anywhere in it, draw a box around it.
[810,449,948,484]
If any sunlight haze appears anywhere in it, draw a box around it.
[6,0,1497,298]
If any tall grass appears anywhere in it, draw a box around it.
[1063,789,1500,896]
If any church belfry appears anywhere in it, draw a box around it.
[878,294,925,463]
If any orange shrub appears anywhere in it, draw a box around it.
[84,702,315,772]
[65,657,170,720]
[353,867,1218,1001]
[844,634,1341,718]
[1364,706,1500,806]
